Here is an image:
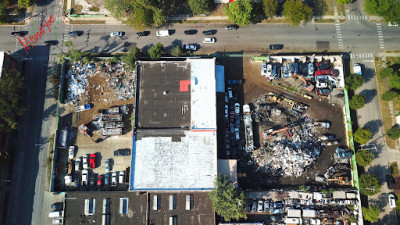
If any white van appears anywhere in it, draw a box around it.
[48,211,64,218]
[202,37,216,43]
[156,30,169,37]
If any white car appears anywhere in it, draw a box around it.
[261,62,267,76]
[308,63,314,76]
[75,157,81,171]
[83,154,88,169]
[388,194,396,208]
[52,219,63,224]
[234,103,240,115]
[202,37,216,44]
[156,30,169,37]
[68,146,75,159]
[266,64,272,78]
[105,159,110,173]
[353,63,362,75]
[82,169,88,185]
[111,172,117,187]
[257,200,263,212]
[119,171,125,184]
[110,32,124,37]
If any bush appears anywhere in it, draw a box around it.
[380,67,394,78]
[360,173,380,195]
[382,89,398,101]
[336,0,353,4]
[356,150,375,167]
[354,128,372,145]
[362,206,381,222]
[390,75,400,89]
[388,126,400,140]
[89,6,100,12]
[170,46,183,57]
[349,95,365,110]
[345,74,364,90]
[148,43,164,60]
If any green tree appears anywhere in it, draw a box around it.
[382,89,398,101]
[362,206,381,222]
[0,4,7,23]
[209,174,247,221]
[153,8,167,28]
[0,70,26,131]
[360,173,380,195]
[18,0,32,8]
[388,126,400,140]
[105,0,129,20]
[170,45,183,57]
[188,0,212,15]
[122,47,141,71]
[349,95,365,110]
[263,0,278,18]
[380,67,394,78]
[390,75,400,89]
[356,150,375,167]
[130,6,153,30]
[148,42,164,60]
[345,74,364,90]
[282,0,313,27]
[225,0,254,26]
[83,56,91,64]
[354,128,372,145]
[336,0,353,4]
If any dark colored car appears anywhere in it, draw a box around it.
[51,202,63,210]
[90,174,96,186]
[11,32,22,37]
[386,174,394,189]
[90,154,96,168]
[317,88,331,96]
[44,40,58,46]
[184,30,198,35]
[136,31,150,37]
[269,44,284,50]
[114,149,130,156]
[97,175,103,187]
[68,31,80,37]
[225,24,239,30]
[203,30,215,35]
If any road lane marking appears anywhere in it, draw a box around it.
[350,53,374,59]
[376,23,385,49]
[335,24,344,49]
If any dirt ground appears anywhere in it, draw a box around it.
[220,56,349,189]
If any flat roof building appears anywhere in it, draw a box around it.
[131,58,218,191]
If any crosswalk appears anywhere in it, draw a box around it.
[350,53,374,59]
[346,15,367,21]
[31,11,64,22]
[335,24,344,49]
[376,23,385,49]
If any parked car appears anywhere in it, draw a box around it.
[156,30,169,37]
[119,171,125,184]
[274,201,283,208]
[317,88,331,96]
[183,44,197,52]
[184,30,197,35]
[68,146,75,159]
[225,108,228,118]
[51,202,63,210]
[90,174,96,186]
[353,63,362,75]
[389,194,396,208]
[105,159,110,173]
[202,37,216,43]
[235,103,240,115]
[264,200,270,212]
[270,215,283,221]
[202,30,214,35]
[136,31,150,37]
[386,175,394,189]
[11,31,22,37]
[235,128,240,140]
[110,32,124,37]
[114,149,130,156]
[269,44,283,50]
[82,169,88,185]
[251,201,257,212]
[104,173,110,186]
[52,219,63,224]
[271,208,282,214]
[44,40,58,46]
[97,174,103,187]
[261,62,267,76]
[111,172,117,187]
[90,154,96,168]
[257,200,263,212]
[266,64,272,78]
[75,157,81,171]
[308,63,314,76]
[76,104,92,112]
[82,155,88,169]
[225,24,239,30]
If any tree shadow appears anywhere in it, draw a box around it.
[372,209,398,225]
[359,89,377,104]
[42,103,65,121]
[165,39,183,53]
[363,66,376,83]
[369,192,388,209]
[363,119,383,138]
[367,164,388,185]
[313,0,328,17]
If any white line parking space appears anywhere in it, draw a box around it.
[335,24,344,49]
[376,23,385,50]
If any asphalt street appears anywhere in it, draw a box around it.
[0,2,399,225]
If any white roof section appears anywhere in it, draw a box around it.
[346,192,357,199]
[0,52,4,78]
[303,209,316,218]
[132,130,217,190]
[288,209,301,217]
[285,218,301,224]
[333,191,346,199]
[190,58,217,130]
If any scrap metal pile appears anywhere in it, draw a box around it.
[248,93,337,177]
[66,61,135,104]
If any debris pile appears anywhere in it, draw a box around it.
[103,63,135,101]
[66,63,95,104]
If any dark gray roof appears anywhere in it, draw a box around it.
[136,61,191,129]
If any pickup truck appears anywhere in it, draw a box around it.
[76,104,92,112]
